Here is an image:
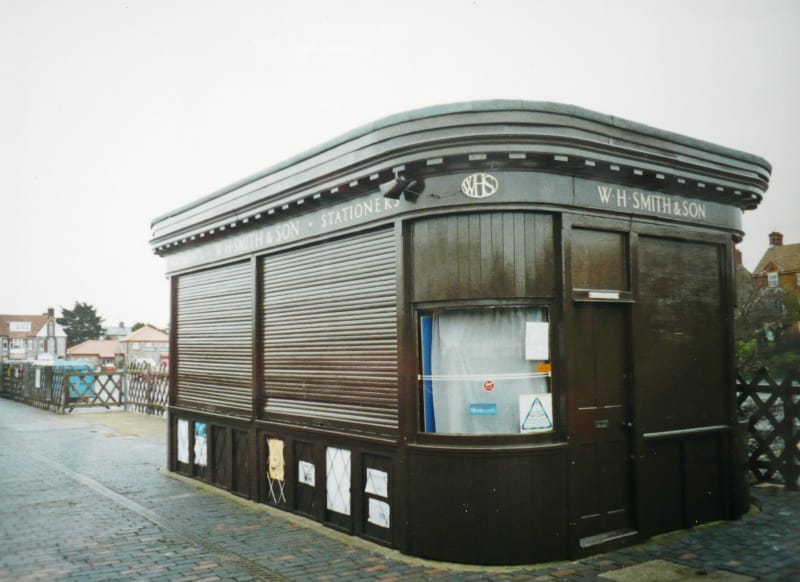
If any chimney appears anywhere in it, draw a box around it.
[769,231,784,246]
[48,307,55,317]
[734,248,743,266]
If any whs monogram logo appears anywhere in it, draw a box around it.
[461,173,499,199]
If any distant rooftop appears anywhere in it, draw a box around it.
[753,231,800,274]
[67,339,122,359]
[0,310,57,338]
[105,325,132,337]
[121,325,169,343]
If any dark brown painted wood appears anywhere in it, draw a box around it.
[395,219,414,554]
[252,257,264,419]
[411,212,555,302]
[572,228,628,291]
[361,453,394,545]
[293,440,316,519]
[568,303,633,543]
[211,425,231,489]
[638,439,683,535]
[633,235,733,534]
[232,428,252,497]
[407,446,569,565]
[634,237,726,432]
[167,276,178,471]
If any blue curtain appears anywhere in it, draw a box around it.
[421,315,436,432]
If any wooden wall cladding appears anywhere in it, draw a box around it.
[232,429,252,497]
[637,439,684,535]
[411,212,555,301]
[407,448,568,565]
[571,228,627,291]
[638,434,727,535]
[634,237,726,431]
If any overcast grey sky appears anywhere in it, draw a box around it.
[2,0,798,329]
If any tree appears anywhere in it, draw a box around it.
[735,266,800,378]
[58,302,105,347]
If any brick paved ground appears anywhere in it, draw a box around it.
[0,398,797,581]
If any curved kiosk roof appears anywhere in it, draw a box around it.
[152,101,770,565]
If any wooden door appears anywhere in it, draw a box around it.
[569,302,634,548]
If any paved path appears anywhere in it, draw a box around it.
[0,398,797,581]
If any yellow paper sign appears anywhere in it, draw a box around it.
[268,438,285,482]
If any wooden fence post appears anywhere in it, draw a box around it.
[146,368,154,415]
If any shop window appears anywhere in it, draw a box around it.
[420,306,552,435]
[767,272,778,288]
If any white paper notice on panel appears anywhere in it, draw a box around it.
[326,447,351,515]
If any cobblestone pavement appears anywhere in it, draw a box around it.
[0,398,798,581]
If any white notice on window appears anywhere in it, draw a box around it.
[298,460,316,487]
[365,468,388,498]
[326,447,351,516]
[194,423,208,467]
[177,419,189,464]
[368,498,391,528]
[525,321,549,360]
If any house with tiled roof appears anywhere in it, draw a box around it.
[105,322,132,340]
[753,231,800,291]
[119,325,169,367]
[0,308,67,363]
[67,339,123,369]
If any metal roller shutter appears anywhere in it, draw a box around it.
[263,228,398,435]
[176,261,252,415]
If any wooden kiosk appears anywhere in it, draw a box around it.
[150,101,770,565]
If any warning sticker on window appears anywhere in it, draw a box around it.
[519,394,553,433]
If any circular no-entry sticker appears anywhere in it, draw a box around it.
[483,379,495,392]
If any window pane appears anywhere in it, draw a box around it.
[767,272,778,287]
[420,306,552,435]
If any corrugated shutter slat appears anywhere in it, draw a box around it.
[176,261,252,416]
[263,228,398,435]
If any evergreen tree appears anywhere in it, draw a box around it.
[57,302,105,347]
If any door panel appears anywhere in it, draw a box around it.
[569,303,633,544]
